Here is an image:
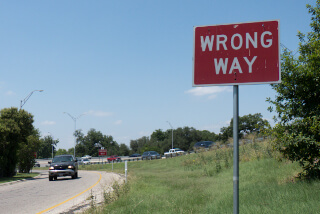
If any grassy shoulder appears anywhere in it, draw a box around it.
[0,172,39,184]
[79,141,320,213]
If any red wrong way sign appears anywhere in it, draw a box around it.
[193,20,280,86]
[99,149,107,156]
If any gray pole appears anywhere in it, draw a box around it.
[48,132,53,160]
[64,112,85,158]
[167,121,174,149]
[233,85,239,214]
[171,129,173,149]
[125,161,128,183]
[74,119,76,158]
[51,135,53,160]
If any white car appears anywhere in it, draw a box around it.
[81,158,91,165]
[82,155,92,159]
[164,148,185,156]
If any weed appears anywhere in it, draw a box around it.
[215,159,221,173]
[103,187,115,204]
[224,155,230,169]
[87,190,96,213]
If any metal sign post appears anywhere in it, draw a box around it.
[233,85,239,214]
[193,20,280,214]
[125,161,128,183]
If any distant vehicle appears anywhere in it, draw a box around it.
[142,151,161,160]
[34,162,40,167]
[48,155,78,181]
[107,155,121,162]
[164,148,185,157]
[81,158,91,165]
[129,153,141,157]
[82,155,92,159]
[193,141,215,151]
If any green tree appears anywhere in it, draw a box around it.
[130,136,150,154]
[0,108,22,177]
[148,126,218,153]
[119,143,130,156]
[17,132,41,173]
[38,135,59,159]
[219,113,270,142]
[68,148,74,156]
[151,129,166,142]
[173,127,202,151]
[75,129,118,157]
[0,108,39,176]
[268,1,320,179]
[198,130,218,142]
[56,148,68,156]
[219,126,232,143]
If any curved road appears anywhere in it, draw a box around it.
[0,170,123,214]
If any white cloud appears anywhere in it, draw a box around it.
[85,110,113,117]
[200,120,231,134]
[41,120,56,125]
[185,87,232,99]
[114,120,122,125]
[139,131,150,136]
[5,90,16,96]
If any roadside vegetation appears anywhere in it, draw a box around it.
[0,172,39,184]
[79,137,320,214]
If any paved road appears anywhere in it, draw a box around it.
[0,170,123,214]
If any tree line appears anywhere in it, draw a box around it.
[129,114,269,155]
[0,106,270,179]
[35,112,269,159]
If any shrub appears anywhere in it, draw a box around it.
[272,117,320,179]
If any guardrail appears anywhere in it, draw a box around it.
[164,152,186,158]
[78,157,143,165]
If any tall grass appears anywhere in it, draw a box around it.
[82,140,320,213]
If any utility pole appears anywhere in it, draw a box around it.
[167,121,174,149]
[64,112,85,157]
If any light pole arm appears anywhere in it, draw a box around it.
[20,90,44,109]
[64,112,76,121]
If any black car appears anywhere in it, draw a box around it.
[48,155,78,181]
[129,153,141,157]
[193,141,215,150]
[142,151,161,160]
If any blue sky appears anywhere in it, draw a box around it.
[0,0,316,150]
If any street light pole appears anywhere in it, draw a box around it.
[64,112,85,157]
[20,90,44,109]
[167,121,174,149]
[48,132,54,160]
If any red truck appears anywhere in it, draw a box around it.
[107,155,121,162]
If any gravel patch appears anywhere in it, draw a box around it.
[61,171,125,214]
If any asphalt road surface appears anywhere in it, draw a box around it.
[0,170,124,214]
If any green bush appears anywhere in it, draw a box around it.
[273,116,320,179]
